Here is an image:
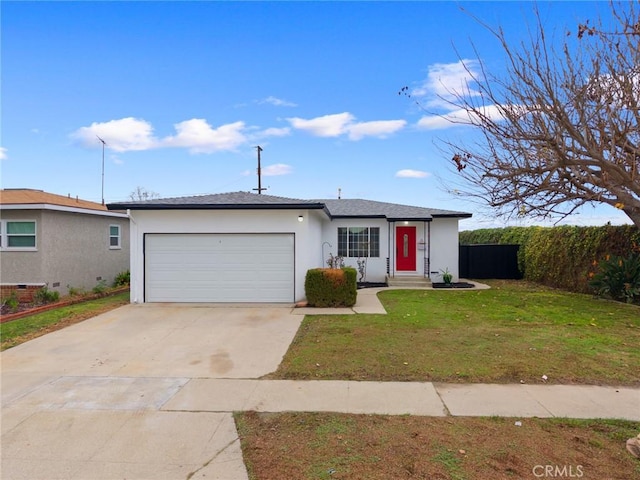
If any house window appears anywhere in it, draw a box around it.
[109,225,121,249]
[337,227,380,257]
[1,220,37,250]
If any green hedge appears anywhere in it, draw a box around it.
[305,267,357,307]
[460,225,640,293]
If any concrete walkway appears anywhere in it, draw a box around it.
[2,286,639,480]
[163,378,639,420]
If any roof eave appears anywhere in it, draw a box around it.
[431,213,473,219]
[107,202,327,211]
[327,214,388,220]
[386,216,433,222]
[3,203,126,217]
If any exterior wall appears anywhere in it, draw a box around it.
[319,218,390,282]
[0,209,130,295]
[429,217,461,282]
[128,208,325,303]
[0,210,44,284]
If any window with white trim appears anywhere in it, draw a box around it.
[109,225,121,249]
[337,227,380,257]
[0,220,37,250]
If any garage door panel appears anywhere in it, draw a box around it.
[145,234,294,303]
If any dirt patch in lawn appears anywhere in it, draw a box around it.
[236,412,639,480]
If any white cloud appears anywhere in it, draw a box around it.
[288,112,354,137]
[262,163,293,176]
[259,127,291,138]
[348,120,407,140]
[412,59,481,106]
[288,113,406,140]
[0,147,7,160]
[417,105,505,130]
[70,117,158,152]
[162,119,247,154]
[395,169,431,178]
[259,96,297,107]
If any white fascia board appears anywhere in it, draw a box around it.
[0,203,129,218]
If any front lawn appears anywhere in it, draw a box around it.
[1,292,130,350]
[272,281,640,385]
[236,412,639,480]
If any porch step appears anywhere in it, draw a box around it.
[386,276,432,288]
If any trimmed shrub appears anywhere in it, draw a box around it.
[305,267,357,307]
[525,225,640,293]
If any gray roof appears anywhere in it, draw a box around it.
[107,191,325,210]
[107,191,472,220]
[318,198,471,220]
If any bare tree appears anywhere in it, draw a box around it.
[422,3,640,227]
[128,186,160,202]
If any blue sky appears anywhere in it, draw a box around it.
[1,1,630,229]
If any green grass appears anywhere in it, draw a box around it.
[1,292,129,350]
[273,281,640,385]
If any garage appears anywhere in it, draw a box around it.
[144,233,295,303]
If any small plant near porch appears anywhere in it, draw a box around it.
[326,253,345,269]
[356,257,367,282]
[440,268,453,285]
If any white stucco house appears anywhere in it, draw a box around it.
[107,191,471,303]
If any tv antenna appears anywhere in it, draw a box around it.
[252,145,267,194]
[96,135,107,205]
[96,136,107,204]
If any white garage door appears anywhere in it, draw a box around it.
[145,233,294,303]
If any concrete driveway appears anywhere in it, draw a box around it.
[1,304,302,480]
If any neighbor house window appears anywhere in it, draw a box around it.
[337,227,380,257]
[109,225,121,249]
[0,220,37,250]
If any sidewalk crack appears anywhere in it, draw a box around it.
[432,383,452,416]
[185,437,239,480]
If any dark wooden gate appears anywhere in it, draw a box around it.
[459,244,522,279]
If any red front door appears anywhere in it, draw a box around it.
[396,226,416,271]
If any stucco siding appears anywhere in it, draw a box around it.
[0,209,129,295]
[429,218,461,282]
[320,218,390,282]
[128,209,324,303]
[41,210,130,293]
[0,210,44,283]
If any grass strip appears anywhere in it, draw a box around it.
[1,292,129,350]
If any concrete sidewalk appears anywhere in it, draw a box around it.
[163,379,640,420]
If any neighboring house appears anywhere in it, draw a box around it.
[0,189,130,300]
[108,191,471,304]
